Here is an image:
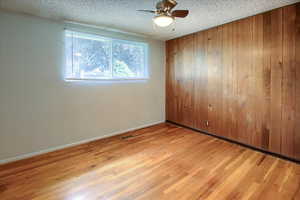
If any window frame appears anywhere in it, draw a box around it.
[64,30,149,81]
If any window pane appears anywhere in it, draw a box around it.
[65,33,74,78]
[65,31,148,80]
[73,33,111,79]
[112,41,146,78]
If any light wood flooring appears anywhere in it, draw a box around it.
[0,123,300,200]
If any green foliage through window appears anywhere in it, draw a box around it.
[65,31,148,80]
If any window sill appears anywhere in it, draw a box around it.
[64,78,150,82]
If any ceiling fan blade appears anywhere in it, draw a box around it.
[137,9,156,14]
[172,10,189,18]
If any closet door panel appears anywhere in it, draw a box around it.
[206,27,223,135]
[282,4,299,158]
[263,9,283,153]
[166,39,179,123]
[166,35,196,128]
[221,22,238,140]
[232,18,256,144]
[175,35,195,127]
[295,4,300,160]
[193,31,209,131]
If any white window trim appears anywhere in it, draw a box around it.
[64,30,149,81]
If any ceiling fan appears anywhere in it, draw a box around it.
[138,0,189,27]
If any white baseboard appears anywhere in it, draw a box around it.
[0,121,165,165]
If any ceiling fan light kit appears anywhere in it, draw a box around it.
[153,15,174,27]
[138,0,189,28]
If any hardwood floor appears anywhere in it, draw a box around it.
[0,123,300,200]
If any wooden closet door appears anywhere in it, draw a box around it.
[193,31,209,131]
[282,4,300,159]
[166,39,179,123]
[166,35,195,127]
[261,9,283,153]
[206,27,223,135]
[221,22,238,141]
[294,4,300,160]
[175,34,195,127]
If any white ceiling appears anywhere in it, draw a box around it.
[0,0,299,41]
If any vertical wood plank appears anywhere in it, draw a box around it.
[282,5,296,158]
[231,21,239,141]
[269,9,283,154]
[222,23,235,139]
[294,4,300,159]
[252,14,264,148]
[175,37,185,125]
[261,12,272,150]
[247,16,257,146]
[166,40,172,121]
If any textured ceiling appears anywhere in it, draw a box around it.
[0,0,299,40]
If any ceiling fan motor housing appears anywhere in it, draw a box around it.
[156,0,178,15]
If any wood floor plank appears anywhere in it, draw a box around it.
[0,123,299,200]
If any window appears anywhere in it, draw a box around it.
[65,30,148,80]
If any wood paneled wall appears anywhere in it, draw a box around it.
[166,3,300,160]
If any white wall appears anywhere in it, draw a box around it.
[0,11,165,162]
